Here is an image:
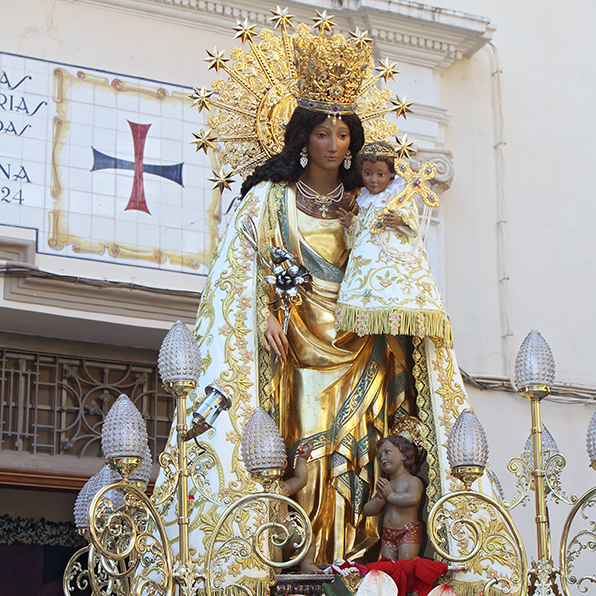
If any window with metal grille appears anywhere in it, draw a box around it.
[0,349,173,461]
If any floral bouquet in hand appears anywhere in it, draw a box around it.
[241,217,313,333]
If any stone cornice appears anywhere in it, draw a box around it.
[411,103,452,128]
[68,0,494,72]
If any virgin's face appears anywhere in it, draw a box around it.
[306,121,351,171]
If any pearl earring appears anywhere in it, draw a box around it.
[300,147,308,168]
[343,150,352,170]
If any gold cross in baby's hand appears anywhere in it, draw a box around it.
[369,159,439,234]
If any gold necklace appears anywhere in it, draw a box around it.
[296,180,344,218]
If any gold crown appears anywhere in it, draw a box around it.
[360,142,397,159]
[293,22,373,117]
[192,8,407,182]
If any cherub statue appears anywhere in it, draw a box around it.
[362,435,424,561]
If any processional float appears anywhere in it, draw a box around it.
[63,8,596,596]
[63,322,596,596]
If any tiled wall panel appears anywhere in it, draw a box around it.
[0,52,225,276]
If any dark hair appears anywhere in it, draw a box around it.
[240,107,365,197]
[357,141,396,176]
[376,435,420,475]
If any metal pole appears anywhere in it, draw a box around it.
[530,397,550,561]
[176,394,190,565]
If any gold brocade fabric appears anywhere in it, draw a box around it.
[273,186,416,563]
[336,178,452,345]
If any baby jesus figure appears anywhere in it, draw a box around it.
[362,435,424,561]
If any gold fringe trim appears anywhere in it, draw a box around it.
[336,305,453,347]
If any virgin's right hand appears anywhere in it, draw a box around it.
[263,313,289,362]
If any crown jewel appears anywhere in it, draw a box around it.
[293,24,373,118]
[361,142,397,159]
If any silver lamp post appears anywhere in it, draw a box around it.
[157,320,203,573]
[513,330,556,563]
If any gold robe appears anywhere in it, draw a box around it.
[272,185,415,563]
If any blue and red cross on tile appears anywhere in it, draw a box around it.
[91,120,184,215]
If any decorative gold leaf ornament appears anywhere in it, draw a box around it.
[193,8,412,185]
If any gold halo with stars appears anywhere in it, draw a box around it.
[190,7,414,184]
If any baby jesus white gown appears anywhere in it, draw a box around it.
[335,176,452,346]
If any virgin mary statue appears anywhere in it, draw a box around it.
[154,10,484,588]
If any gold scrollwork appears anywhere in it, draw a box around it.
[500,456,532,510]
[204,493,312,596]
[499,449,577,513]
[152,447,181,514]
[428,490,528,596]
[560,486,596,596]
[87,481,174,596]
[174,563,205,596]
[544,453,576,506]
[498,449,576,511]
[63,544,90,595]
[188,441,228,507]
[88,543,124,594]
